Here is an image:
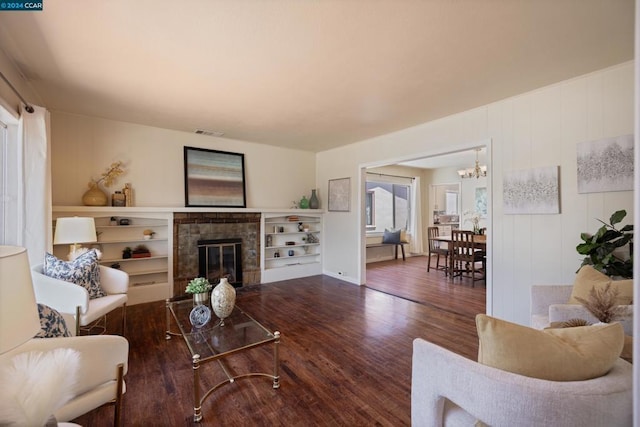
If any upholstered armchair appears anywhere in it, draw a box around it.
[531,285,633,336]
[411,338,633,427]
[0,245,129,427]
[1,335,129,425]
[31,264,129,336]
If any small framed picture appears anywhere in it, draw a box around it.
[184,146,247,207]
[328,177,351,212]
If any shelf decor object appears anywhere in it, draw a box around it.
[53,217,97,260]
[82,161,124,206]
[328,177,350,212]
[211,277,236,326]
[309,189,319,209]
[183,146,246,208]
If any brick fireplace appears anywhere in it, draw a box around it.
[173,212,261,296]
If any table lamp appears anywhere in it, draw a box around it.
[53,217,97,260]
[0,245,40,354]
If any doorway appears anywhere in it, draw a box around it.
[360,143,492,313]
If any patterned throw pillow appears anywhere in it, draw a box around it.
[34,303,72,338]
[43,249,106,299]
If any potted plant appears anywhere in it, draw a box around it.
[143,229,156,240]
[576,209,633,278]
[186,277,212,304]
[122,247,132,259]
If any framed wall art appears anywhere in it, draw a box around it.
[183,146,247,207]
[328,177,351,212]
[577,134,634,193]
[503,166,560,215]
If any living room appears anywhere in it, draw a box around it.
[0,1,637,425]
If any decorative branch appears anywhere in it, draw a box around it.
[89,161,124,188]
[575,283,627,323]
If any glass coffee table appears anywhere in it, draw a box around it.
[166,298,281,423]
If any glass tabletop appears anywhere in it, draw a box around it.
[168,299,275,362]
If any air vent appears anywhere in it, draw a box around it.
[195,129,225,137]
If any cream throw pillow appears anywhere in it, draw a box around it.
[568,265,633,305]
[476,314,623,381]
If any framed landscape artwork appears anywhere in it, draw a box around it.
[328,177,350,212]
[183,146,246,207]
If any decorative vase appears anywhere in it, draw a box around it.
[82,183,108,206]
[211,277,236,325]
[193,291,209,305]
[309,189,319,209]
[299,195,309,209]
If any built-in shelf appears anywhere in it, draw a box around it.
[261,212,323,283]
[52,208,173,305]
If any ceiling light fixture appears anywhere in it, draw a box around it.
[457,148,487,179]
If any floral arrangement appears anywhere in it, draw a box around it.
[185,277,212,294]
[463,210,482,234]
[88,161,124,188]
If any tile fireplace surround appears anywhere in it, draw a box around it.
[173,212,261,296]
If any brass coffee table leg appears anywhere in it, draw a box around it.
[193,354,202,422]
[273,331,280,389]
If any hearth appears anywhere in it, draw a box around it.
[198,238,243,287]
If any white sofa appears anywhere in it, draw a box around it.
[411,338,633,427]
[31,264,128,336]
[530,285,633,336]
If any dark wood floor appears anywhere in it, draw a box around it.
[72,256,485,426]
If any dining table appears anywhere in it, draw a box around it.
[432,233,487,277]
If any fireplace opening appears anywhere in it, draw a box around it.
[198,238,243,288]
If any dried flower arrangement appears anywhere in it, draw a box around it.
[575,283,628,323]
[88,161,124,188]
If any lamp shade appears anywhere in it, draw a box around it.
[54,217,97,245]
[0,246,40,354]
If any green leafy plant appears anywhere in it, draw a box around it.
[185,277,212,294]
[576,210,633,278]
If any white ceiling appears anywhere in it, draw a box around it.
[0,1,634,153]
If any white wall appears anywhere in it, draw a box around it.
[50,112,316,208]
[318,61,634,326]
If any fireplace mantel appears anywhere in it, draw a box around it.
[53,206,325,214]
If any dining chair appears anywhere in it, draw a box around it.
[427,227,449,275]
[450,230,485,286]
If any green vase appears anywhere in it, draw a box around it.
[299,196,309,209]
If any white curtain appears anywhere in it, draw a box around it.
[409,176,423,254]
[16,105,51,265]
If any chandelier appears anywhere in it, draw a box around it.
[457,148,487,179]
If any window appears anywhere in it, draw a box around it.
[365,191,375,227]
[365,176,412,233]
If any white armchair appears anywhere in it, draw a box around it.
[411,338,633,427]
[0,245,129,427]
[0,335,129,425]
[531,285,633,336]
[31,264,129,336]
